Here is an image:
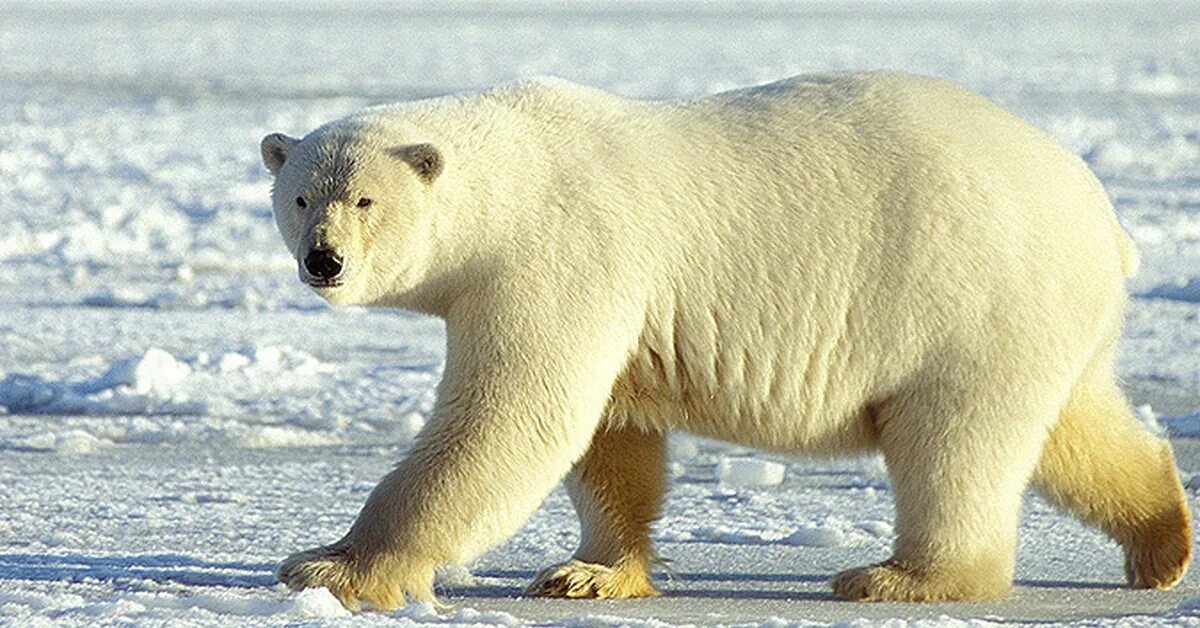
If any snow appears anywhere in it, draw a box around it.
[1,1,1199,626]
[718,457,787,487]
[0,345,343,448]
[289,587,352,618]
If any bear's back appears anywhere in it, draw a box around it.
[610,74,1132,450]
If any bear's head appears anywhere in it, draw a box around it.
[261,127,445,308]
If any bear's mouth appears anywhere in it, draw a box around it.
[306,278,344,288]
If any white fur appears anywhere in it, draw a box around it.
[263,72,1178,609]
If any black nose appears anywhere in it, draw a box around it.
[304,249,344,280]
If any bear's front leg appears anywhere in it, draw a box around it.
[527,424,666,599]
[278,300,641,611]
[277,396,609,610]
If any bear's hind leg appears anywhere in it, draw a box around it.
[1032,372,1192,589]
[833,383,1058,602]
[526,424,665,599]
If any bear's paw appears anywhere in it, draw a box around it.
[1124,500,1193,590]
[525,559,658,599]
[277,544,431,611]
[831,560,1009,602]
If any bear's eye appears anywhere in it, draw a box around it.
[356,198,372,208]
[295,196,307,208]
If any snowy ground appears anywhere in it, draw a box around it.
[1,1,1199,626]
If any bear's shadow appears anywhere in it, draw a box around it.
[458,569,834,601]
[456,569,1122,601]
[0,555,1122,600]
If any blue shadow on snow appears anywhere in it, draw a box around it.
[0,552,277,588]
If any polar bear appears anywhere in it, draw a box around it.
[261,72,1191,610]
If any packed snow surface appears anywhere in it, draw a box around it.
[1,1,1199,626]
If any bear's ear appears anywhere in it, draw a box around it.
[261,133,298,175]
[389,143,444,185]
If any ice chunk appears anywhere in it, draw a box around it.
[174,263,195,283]
[82,287,156,308]
[668,435,701,460]
[6,430,110,454]
[856,520,894,538]
[1134,404,1167,437]
[716,456,785,487]
[239,426,342,449]
[398,412,426,438]
[784,524,846,547]
[51,430,110,454]
[287,587,349,618]
[395,601,440,621]
[217,352,252,372]
[98,347,190,395]
[247,345,328,376]
[41,531,83,547]
[1085,139,1137,172]
[435,564,477,588]
[668,461,686,478]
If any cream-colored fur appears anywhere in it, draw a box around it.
[261,72,1190,610]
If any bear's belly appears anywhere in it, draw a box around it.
[607,362,880,455]
[674,401,880,454]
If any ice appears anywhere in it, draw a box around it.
[717,456,787,487]
[6,429,111,454]
[398,411,427,438]
[435,564,478,588]
[238,425,341,449]
[668,434,701,460]
[77,598,147,617]
[285,587,350,618]
[0,344,358,449]
[98,347,190,396]
[0,364,203,418]
[855,520,894,538]
[1135,404,1168,437]
[82,285,276,311]
[784,525,846,548]
[658,512,874,549]
[40,532,85,548]
[217,351,252,372]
